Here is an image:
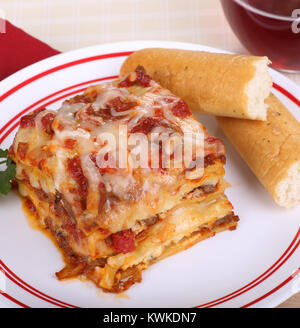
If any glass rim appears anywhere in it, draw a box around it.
[234,0,300,22]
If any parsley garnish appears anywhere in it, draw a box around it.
[0,149,16,195]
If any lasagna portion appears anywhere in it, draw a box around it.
[10,66,239,292]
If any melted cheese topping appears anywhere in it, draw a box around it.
[12,72,225,235]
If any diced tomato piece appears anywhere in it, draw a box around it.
[67,157,88,199]
[170,99,191,118]
[41,113,55,134]
[154,107,164,117]
[64,138,76,149]
[20,108,46,128]
[135,65,151,87]
[131,117,161,134]
[119,65,151,88]
[20,115,36,128]
[107,97,137,112]
[111,229,135,254]
[67,95,91,104]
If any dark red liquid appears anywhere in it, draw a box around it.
[221,0,300,71]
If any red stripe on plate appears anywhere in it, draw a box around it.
[0,261,73,308]
[273,83,300,107]
[195,229,300,308]
[0,121,20,145]
[0,51,132,103]
[0,260,78,308]
[197,232,300,308]
[241,268,300,308]
[1,292,30,308]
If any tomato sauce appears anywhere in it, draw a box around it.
[67,157,89,200]
[17,142,28,160]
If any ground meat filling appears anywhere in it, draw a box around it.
[142,215,159,227]
[212,213,239,229]
[199,184,216,194]
[204,154,226,168]
[184,183,217,200]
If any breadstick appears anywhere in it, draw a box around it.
[120,48,272,120]
[217,94,300,208]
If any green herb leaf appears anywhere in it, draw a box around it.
[0,149,8,158]
[0,149,16,195]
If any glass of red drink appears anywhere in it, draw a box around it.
[221,0,300,72]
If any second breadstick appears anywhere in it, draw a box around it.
[217,94,300,209]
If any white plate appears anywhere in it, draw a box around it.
[0,41,299,308]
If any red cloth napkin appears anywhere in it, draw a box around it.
[0,20,61,81]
